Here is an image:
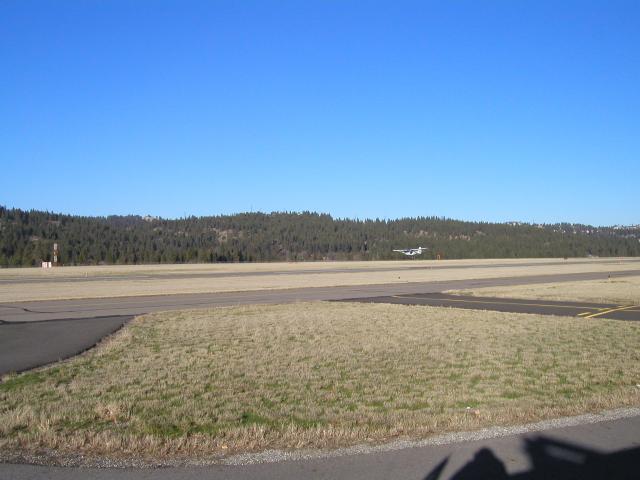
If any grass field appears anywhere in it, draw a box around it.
[1,258,638,302]
[452,275,640,305]
[1,302,638,462]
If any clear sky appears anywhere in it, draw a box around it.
[2,1,639,226]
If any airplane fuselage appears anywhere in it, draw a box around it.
[393,247,427,256]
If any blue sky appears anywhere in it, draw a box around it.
[2,1,639,226]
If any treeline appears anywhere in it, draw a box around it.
[0,206,638,266]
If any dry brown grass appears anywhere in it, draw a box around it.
[1,302,639,461]
[1,258,638,302]
[3,258,622,278]
[452,275,640,305]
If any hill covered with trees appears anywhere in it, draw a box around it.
[0,206,638,267]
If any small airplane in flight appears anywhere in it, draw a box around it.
[393,247,428,256]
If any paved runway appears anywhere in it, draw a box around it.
[342,293,640,321]
[2,269,639,323]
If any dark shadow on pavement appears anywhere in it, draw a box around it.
[424,436,640,480]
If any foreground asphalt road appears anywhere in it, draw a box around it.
[2,413,639,479]
[344,292,640,321]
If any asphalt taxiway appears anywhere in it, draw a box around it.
[0,316,131,376]
[342,292,640,321]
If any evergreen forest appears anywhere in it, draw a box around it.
[1,206,638,267]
